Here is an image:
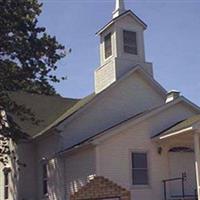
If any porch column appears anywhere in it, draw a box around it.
[194,131,200,200]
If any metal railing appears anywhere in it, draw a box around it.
[163,173,187,200]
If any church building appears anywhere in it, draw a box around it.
[1,1,200,200]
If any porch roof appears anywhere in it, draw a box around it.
[152,114,200,140]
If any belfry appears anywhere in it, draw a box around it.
[94,0,153,93]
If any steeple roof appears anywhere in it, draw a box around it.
[96,10,147,35]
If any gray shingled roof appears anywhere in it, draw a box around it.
[34,93,96,138]
[7,92,79,138]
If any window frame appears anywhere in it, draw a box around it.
[4,172,9,200]
[123,30,138,55]
[42,163,48,196]
[129,150,150,188]
[104,32,112,59]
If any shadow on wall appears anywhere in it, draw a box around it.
[47,157,65,200]
[47,156,96,200]
[69,174,96,194]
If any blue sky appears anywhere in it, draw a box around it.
[39,0,200,105]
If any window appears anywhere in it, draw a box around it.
[4,172,9,199]
[104,33,112,59]
[123,30,137,55]
[42,163,48,195]
[132,152,148,185]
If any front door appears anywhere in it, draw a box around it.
[169,150,196,197]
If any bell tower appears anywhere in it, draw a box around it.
[94,0,153,94]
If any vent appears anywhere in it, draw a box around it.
[166,90,180,103]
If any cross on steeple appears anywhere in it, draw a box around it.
[112,0,126,18]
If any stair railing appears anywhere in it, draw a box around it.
[163,172,186,200]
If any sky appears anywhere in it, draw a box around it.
[38,0,200,105]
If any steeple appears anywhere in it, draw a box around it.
[94,0,153,94]
[112,0,126,18]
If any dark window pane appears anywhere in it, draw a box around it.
[124,31,136,43]
[42,163,48,195]
[132,169,148,185]
[4,173,8,186]
[104,33,112,58]
[132,153,147,169]
[43,180,48,195]
[43,164,47,178]
[4,173,9,199]
[123,30,137,55]
[4,187,8,199]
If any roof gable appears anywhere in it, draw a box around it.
[35,65,167,139]
[108,65,167,99]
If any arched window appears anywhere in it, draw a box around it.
[169,147,194,153]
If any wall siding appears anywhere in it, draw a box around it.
[64,147,96,199]
[60,71,165,150]
[96,102,197,200]
[36,133,64,200]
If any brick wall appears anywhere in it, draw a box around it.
[70,176,130,200]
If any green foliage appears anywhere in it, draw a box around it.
[0,0,67,165]
[0,0,66,95]
[0,0,67,125]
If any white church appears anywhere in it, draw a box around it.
[1,1,200,200]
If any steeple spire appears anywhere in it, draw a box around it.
[112,0,126,19]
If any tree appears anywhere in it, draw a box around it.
[0,0,66,94]
[0,0,67,165]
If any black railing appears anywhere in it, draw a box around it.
[163,172,186,200]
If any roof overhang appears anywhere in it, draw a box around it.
[96,10,147,35]
[153,118,200,141]
[159,126,193,140]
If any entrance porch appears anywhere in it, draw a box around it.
[153,115,200,200]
